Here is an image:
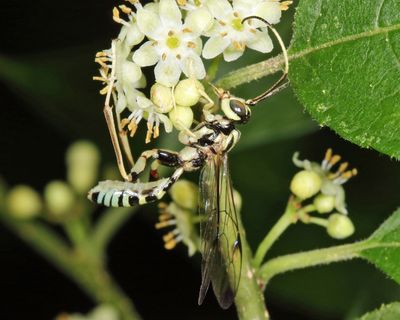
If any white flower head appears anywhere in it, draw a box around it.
[293,149,358,215]
[133,0,207,87]
[121,95,173,143]
[203,0,285,62]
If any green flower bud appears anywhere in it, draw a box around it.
[313,194,335,214]
[290,170,322,200]
[44,181,75,216]
[66,141,100,193]
[169,180,199,211]
[169,106,194,131]
[150,83,174,113]
[89,305,119,320]
[174,79,204,107]
[327,213,355,239]
[6,185,42,220]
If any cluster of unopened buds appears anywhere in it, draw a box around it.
[94,0,292,143]
[289,149,358,239]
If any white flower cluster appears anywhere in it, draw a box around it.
[94,0,291,143]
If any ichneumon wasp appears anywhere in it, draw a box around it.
[88,16,289,309]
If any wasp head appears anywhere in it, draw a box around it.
[221,94,251,124]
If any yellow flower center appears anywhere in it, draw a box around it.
[194,0,202,6]
[166,36,180,49]
[231,18,244,31]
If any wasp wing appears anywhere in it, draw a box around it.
[198,154,242,309]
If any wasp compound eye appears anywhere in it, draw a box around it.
[229,99,251,124]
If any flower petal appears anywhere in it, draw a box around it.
[185,7,213,34]
[159,0,182,27]
[246,30,273,53]
[132,41,159,67]
[256,2,282,25]
[136,7,162,39]
[202,36,230,59]
[123,23,145,47]
[155,59,182,87]
[206,0,232,20]
[158,113,173,133]
[223,44,244,62]
[180,54,206,80]
[137,95,154,110]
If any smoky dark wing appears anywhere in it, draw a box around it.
[198,155,242,309]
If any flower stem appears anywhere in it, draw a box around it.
[0,213,142,320]
[258,241,372,286]
[253,198,298,268]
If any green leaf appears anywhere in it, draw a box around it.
[358,302,400,320]
[361,208,400,284]
[289,0,400,159]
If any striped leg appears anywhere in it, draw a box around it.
[130,149,181,182]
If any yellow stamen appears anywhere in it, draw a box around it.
[153,126,160,139]
[162,232,175,242]
[183,28,192,33]
[329,154,342,166]
[177,0,187,6]
[119,5,132,14]
[112,7,121,23]
[324,148,333,162]
[220,32,228,37]
[155,221,173,229]
[280,1,293,11]
[99,86,109,95]
[164,239,177,250]
[93,76,106,81]
[162,53,167,61]
[128,121,138,137]
[187,41,196,49]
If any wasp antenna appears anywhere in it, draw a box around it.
[208,81,225,98]
[242,16,289,106]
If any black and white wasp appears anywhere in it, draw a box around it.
[88,16,289,309]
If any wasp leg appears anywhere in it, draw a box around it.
[130,149,181,182]
[102,40,133,182]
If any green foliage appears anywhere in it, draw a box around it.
[289,0,400,159]
[361,208,400,284]
[358,302,400,320]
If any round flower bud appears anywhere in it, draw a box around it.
[66,141,100,194]
[150,83,174,113]
[6,185,42,220]
[174,79,204,107]
[44,181,75,216]
[327,213,355,239]
[290,170,322,200]
[169,106,194,131]
[314,194,335,214]
[169,180,199,211]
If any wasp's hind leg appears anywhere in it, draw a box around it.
[130,149,182,182]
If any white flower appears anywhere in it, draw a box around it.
[293,149,358,214]
[202,0,284,61]
[121,95,173,143]
[132,0,206,87]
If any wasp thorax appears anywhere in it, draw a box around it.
[221,96,251,124]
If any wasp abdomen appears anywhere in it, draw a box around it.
[88,179,170,207]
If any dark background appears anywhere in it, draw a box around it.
[1,1,399,319]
